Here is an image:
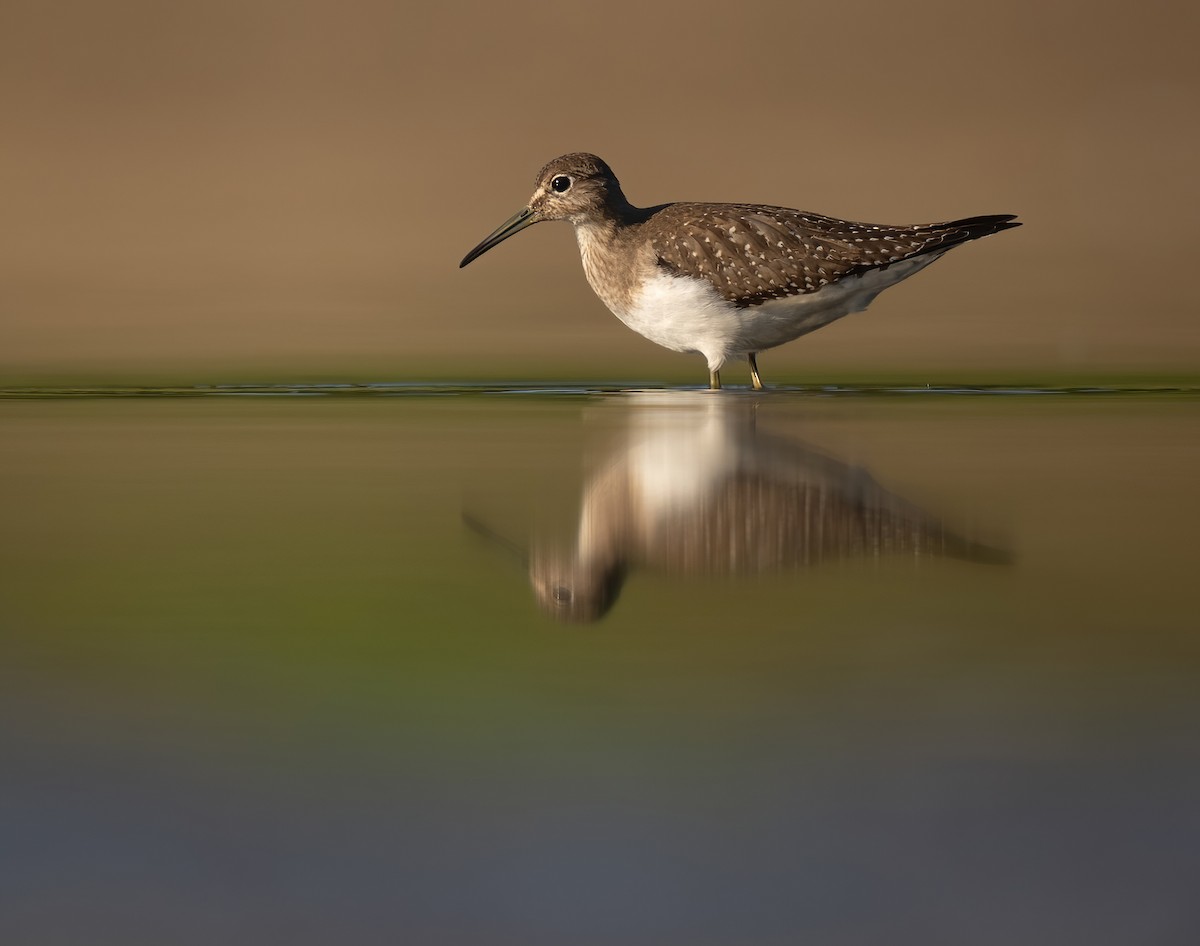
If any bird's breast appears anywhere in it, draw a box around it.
[575,223,648,318]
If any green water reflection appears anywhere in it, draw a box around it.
[2,389,1197,944]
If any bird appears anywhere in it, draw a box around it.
[466,395,1009,622]
[459,153,1020,390]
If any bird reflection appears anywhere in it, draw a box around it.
[471,395,1007,623]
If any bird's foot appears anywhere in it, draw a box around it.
[748,353,764,391]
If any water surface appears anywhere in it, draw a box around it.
[2,386,1198,944]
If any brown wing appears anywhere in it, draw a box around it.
[647,202,1019,307]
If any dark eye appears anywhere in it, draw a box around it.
[550,175,571,193]
[551,585,574,605]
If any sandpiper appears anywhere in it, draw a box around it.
[460,153,1020,390]
[467,396,1009,622]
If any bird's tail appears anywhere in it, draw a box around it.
[903,213,1020,258]
[938,213,1021,240]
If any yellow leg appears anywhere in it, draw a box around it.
[748,353,764,391]
[709,368,722,390]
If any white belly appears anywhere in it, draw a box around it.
[600,256,942,371]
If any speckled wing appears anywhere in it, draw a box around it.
[648,203,1019,308]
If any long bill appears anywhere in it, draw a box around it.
[461,512,529,568]
[459,207,539,268]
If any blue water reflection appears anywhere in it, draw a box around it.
[2,391,1197,945]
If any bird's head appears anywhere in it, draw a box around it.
[459,153,626,267]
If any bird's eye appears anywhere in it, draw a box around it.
[551,585,574,605]
[550,175,571,193]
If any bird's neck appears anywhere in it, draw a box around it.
[573,189,641,228]
[570,190,658,255]
[572,191,663,315]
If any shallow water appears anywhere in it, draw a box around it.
[3,386,1198,944]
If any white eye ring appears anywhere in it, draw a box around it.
[550,175,572,193]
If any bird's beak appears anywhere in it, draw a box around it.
[459,207,539,268]
[462,512,529,568]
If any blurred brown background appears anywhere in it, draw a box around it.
[2,0,1197,382]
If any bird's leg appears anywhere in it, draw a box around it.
[709,368,722,390]
[748,353,764,391]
